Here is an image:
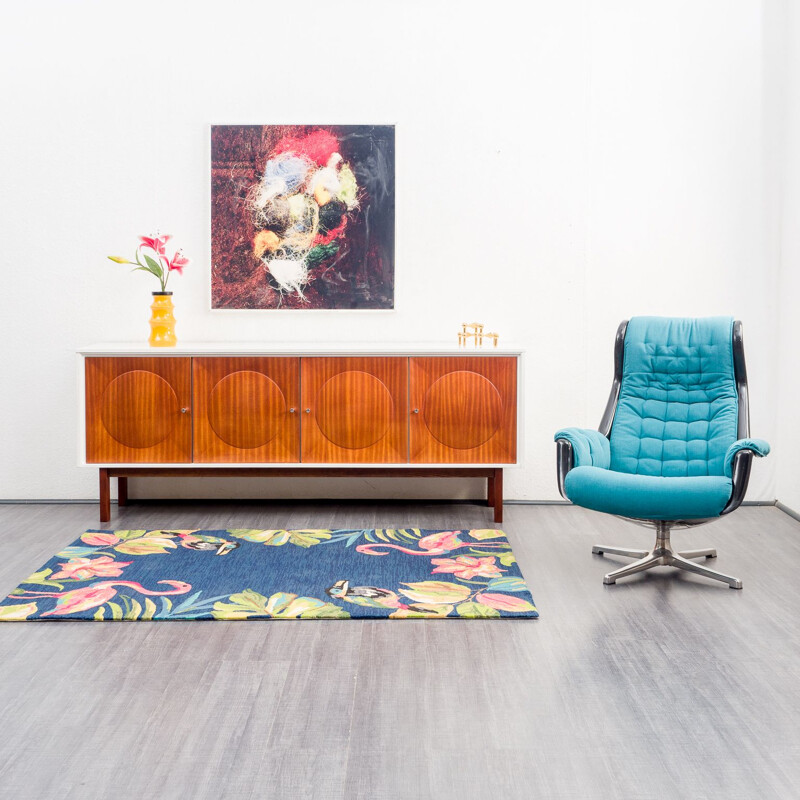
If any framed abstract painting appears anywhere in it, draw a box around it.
[211,124,395,310]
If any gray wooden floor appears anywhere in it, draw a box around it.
[0,501,798,799]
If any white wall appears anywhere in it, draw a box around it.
[776,0,800,512]
[0,0,779,502]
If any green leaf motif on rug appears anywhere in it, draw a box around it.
[212,589,350,619]
[21,568,65,590]
[126,599,143,620]
[227,529,291,545]
[227,529,332,548]
[111,530,149,541]
[468,529,506,540]
[113,533,178,556]
[324,528,424,547]
[455,601,501,618]
[398,581,472,605]
[498,551,517,567]
[142,598,157,620]
[373,529,423,543]
[390,603,455,618]
[56,545,101,559]
[486,576,528,593]
[338,594,397,609]
[67,530,180,557]
[0,602,38,620]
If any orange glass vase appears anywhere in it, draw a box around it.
[149,292,177,347]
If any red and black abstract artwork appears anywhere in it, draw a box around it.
[211,125,395,310]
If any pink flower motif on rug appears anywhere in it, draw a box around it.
[475,593,535,613]
[51,555,132,581]
[418,531,463,551]
[430,555,505,580]
[81,532,121,546]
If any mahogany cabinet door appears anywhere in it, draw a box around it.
[85,357,191,463]
[301,357,408,463]
[410,357,517,463]
[193,357,300,463]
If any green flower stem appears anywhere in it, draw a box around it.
[134,249,168,291]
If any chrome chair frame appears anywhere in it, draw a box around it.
[556,320,754,589]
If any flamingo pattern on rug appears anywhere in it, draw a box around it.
[0,528,538,620]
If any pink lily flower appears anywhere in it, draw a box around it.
[139,234,171,256]
[165,250,190,274]
[430,555,505,580]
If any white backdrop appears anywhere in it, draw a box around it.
[776,0,800,512]
[0,0,784,502]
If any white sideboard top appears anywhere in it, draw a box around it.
[79,342,525,356]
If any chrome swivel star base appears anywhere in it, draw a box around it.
[592,522,742,589]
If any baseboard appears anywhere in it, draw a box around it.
[0,498,779,506]
[0,498,563,505]
[504,499,570,505]
[504,500,775,507]
[0,499,98,504]
[775,501,800,523]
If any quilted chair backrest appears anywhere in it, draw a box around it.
[609,317,739,477]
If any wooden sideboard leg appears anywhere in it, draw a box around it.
[117,477,128,507]
[492,468,503,524]
[99,469,111,523]
[487,475,495,507]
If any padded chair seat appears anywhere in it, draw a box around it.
[564,466,733,521]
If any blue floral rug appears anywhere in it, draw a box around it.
[0,528,538,621]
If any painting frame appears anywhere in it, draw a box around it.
[210,124,396,312]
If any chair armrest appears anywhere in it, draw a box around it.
[724,438,770,478]
[554,428,611,469]
[554,428,610,500]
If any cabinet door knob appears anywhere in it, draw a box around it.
[412,408,420,414]
[305,408,311,414]
[288,407,296,414]
[180,407,190,414]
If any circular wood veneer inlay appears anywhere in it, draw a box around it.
[423,371,502,450]
[316,371,392,450]
[209,371,286,449]
[100,370,178,449]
